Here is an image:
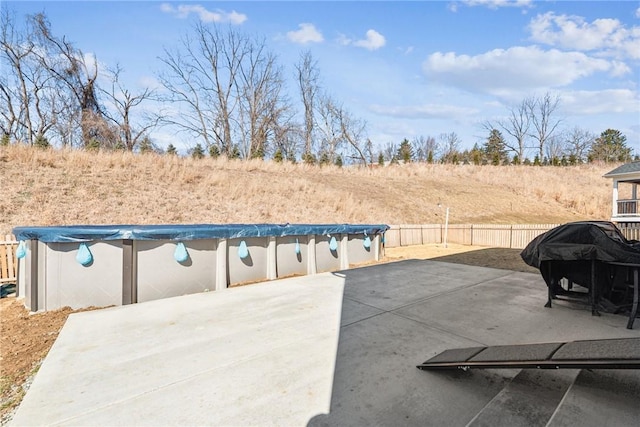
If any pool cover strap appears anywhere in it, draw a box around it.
[12,223,390,243]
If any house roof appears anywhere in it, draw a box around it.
[604,161,640,179]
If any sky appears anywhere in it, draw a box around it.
[5,0,640,158]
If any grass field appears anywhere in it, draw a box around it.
[0,144,620,236]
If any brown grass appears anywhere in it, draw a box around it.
[0,144,618,235]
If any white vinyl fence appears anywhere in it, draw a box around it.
[384,223,640,249]
[620,222,640,241]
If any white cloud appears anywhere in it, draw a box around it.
[340,29,386,50]
[560,89,639,115]
[636,7,640,19]
[369,103,479,119]
[354,29,386,50]
[160,3,247,25]
[138,75,163,91]
[286,23,323,44]
[423,46,619,97]
[529,12,640,59]
[458,0,533,10]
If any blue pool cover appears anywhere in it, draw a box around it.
[13,224,390,243]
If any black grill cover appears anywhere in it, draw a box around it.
[521,221,640,269]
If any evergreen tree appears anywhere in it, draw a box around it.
[397,138,413,163]
[378,152,385,166]
[34,134,50,149]
[209,145,220,158]
[319,152,330,166]
[1,133,9,146]
[334,155,343,167]
[469,143,483,165]
[588,129,632,163]
[484,129,507,166]
[273,148,284,163]
[86,139,101,151]
[229,145,241,159]
[287,151,297,163]
[191,143,205,159]
[138,137,154,154]
[302,152,316,165]
[250,145,265,160]
[166,144,177,155]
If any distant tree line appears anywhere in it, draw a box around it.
[1,9,635,166]
[378,127,634,167]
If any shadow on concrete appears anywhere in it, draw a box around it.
[427,247,539,274]
[307,258,640,426]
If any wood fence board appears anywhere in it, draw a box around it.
[385,224,563,249]
[0,235,18,284]
[0,244,8,282]
[619,223,640,241]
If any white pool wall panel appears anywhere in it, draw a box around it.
[275,235,308,278]
[227,237,269,286]
[13,224,389,312]
[314,234,341,273]
[136,239,217,303]
[45,241,123,310]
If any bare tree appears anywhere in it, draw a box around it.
[237,39,289,159]
[271,121,302,161]
[544,134,566,165]
[158,23,291,159]
[527,92,563,163]
[30,13,105,147]
[439,132,461,163]
[100,65,160,151]
[315,93,342,162]
[484,98,530,164]
[0,9,47,144]
[157,23,249,155]
[295,50,320,158]
[412,135,438,162]
[313,92,369,166]
[336,104,368,166]
[563,126,595,164]
[383,141,398,162]
[365,138,375,166]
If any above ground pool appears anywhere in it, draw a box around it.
[13,223,389,312]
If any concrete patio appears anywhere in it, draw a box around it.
[9,259,640,426]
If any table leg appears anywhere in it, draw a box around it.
[627,267,638,330]
[591,260,600,316]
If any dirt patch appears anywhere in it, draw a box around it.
[0,301,102,425]
[0,243,538,424]
[383,243,538,274]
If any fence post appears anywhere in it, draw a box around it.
[509,225,513,249]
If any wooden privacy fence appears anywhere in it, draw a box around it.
[384,224,561,249]
[1,234,18,284]
[384,223,640,249]
[620,223,640,241]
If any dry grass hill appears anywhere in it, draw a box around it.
[0,144,620,236]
